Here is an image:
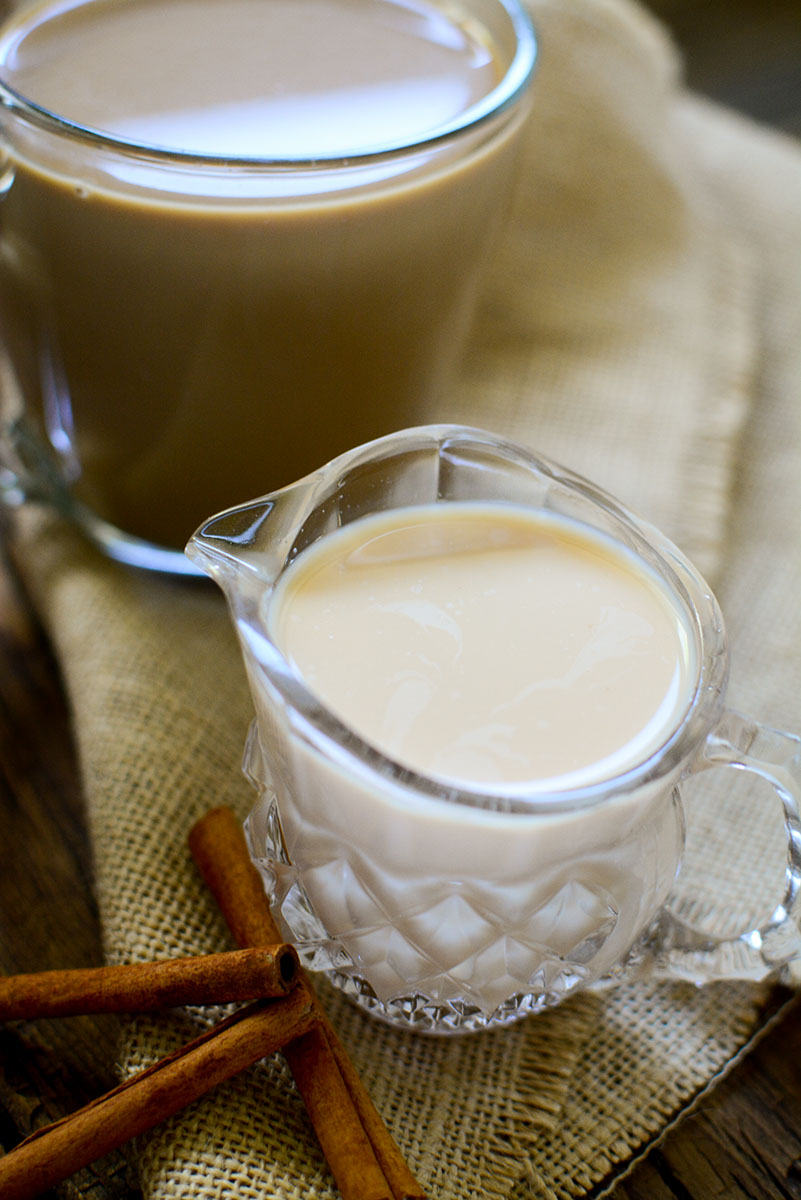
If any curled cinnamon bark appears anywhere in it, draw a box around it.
[0,944,299,1019]
[0,988,317,1200]
[189,805,427,1200]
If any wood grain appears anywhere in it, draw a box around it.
[606,990,801,1199]
[0,526,138,1199]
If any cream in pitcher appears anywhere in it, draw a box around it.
[253,504,695,1015]
[268,504,697,788]
[187,426,801,1034]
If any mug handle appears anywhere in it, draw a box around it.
[646,709,801,984]
[0,414,74,509]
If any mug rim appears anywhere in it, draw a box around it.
[0,0,537,168]
[189,424,730,816]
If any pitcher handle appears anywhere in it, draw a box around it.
[647,709,801,984]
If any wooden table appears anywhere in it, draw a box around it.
[1,531,800,1200]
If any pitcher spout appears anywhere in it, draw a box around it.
[186,423,554,597]
[186,496,278,584]
[185,476,319,596]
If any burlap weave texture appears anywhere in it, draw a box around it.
[8,0,801,1195]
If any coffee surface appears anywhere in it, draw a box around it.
[269,503,698,789]
[0,0,500,156]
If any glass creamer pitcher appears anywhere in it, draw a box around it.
[186,425,801,1035]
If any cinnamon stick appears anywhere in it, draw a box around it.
[189,805,427,1200]
[0,987,317,1200]
[0,944,299,1020]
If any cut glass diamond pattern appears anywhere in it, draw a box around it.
[246,793,621,1033]
[302,855,392,932]
[398,892,498,970]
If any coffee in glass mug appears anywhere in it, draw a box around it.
[0,0,536,572]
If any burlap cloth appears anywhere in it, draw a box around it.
[4,0,801,1195]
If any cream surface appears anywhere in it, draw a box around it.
[269,503,698,789]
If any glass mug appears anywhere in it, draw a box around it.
[187,425,801,1035]
[0,0,535,575]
